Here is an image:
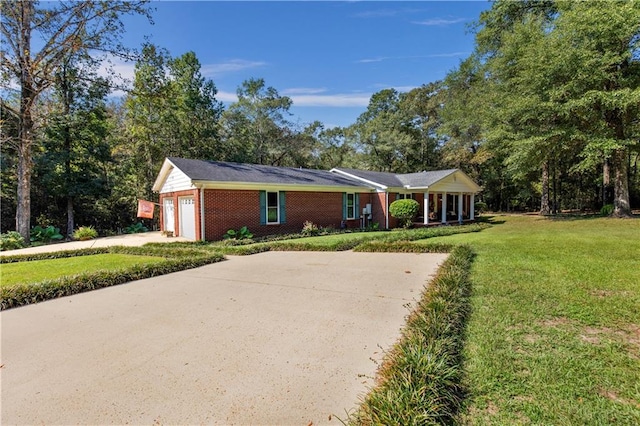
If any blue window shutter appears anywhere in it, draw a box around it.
[355,193,360,218]
[259,191,266,225]
[279,191,286,223]
[342,193,347,220]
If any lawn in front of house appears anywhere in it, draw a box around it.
[0,253,165,287]
[422,215,640,424]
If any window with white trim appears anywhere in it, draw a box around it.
[346,193,355,219]
[267,191,279,224]
[398,193,413,200]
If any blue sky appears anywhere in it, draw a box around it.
[117,1,491,128]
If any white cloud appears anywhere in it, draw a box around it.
[412,17,466,26]
[216,90,238,103]
[356,57,388,63]
[201,59,267,77]
[289,93,371,107]
[356,52,468,64]
[281,87,327,95]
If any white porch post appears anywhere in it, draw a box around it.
[424,191,429,225]
[458,193,463,224]
[441,192,447,223]
[470,194,476,220]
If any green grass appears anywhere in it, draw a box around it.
[1,253,165,287]
[422,215,640,424]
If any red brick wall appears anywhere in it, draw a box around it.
[201,189,372,241]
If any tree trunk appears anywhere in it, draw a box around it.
[540,160,551,215]
[66,196,74,239]
[612,148,631,217]
[15,1,34,241]
[602,158,614,206]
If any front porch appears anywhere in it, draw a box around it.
[414,192,476,226]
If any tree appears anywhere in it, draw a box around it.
[121,45,224,200]
[1,0,151,240]
[220,78,301,166]
[34,57,111,237]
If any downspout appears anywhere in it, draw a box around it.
[199,185,205,241]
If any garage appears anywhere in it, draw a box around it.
[178,197,196,240]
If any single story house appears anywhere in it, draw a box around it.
[152,157,481,241]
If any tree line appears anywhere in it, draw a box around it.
[2,0,639,240]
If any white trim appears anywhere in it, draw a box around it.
[424,191,429,225]
[458,193,464,224]
[330,168,389,190]
[441,192,447,224]
[200,186,205,241]
[194,180,371,193]
[346,192,356,220]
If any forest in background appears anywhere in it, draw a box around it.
[2,0,639,239]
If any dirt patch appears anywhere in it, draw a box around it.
[590,289,633,299]
[580,324,640,356]
[598,388,640,408]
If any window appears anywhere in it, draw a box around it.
[398,193,413,200]
[346,193,355,219]
[267,191,279,224]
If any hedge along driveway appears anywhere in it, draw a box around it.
[1,250,448,425]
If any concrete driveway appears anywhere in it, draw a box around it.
[0,231,188,256]
[1,251,447,425]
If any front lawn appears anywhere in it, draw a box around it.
[424,215,640,424]
[0,253,165,287]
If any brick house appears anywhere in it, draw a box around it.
[152,157,481,241]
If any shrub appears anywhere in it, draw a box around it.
[30,225,64,243]
[600,204,614,216]
[123,222,148,234]
[474,201,488,214]
[0,231,26,251]
[389,199,421,228]
[301,220,320,236]
[223,226,253,240]
[73,226,98,241]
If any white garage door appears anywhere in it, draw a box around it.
[163,199,175,233]
[179,197,196,240]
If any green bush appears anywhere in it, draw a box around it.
[123,222,148,234]
[73,226,98,241]
[389,199,420,228]
[223,226,253,240]
[474,201,488,214]
[600,204,614,216]
[30,225,64,243]
[0,231,26,251]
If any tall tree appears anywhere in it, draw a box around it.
[35,57,111,237]
[220,78,299,166]
[0,0,151,240]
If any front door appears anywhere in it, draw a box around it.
[179,197,196,240]
[163,199,175,233]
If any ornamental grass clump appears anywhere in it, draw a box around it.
[350,245,474,425]
[73,226,98,241]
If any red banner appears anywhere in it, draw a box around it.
[137,199,155,219]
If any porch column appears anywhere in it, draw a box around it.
[470,193,475,220]
[424,191,429,225]
[458,193,464,224]
[441,192,447,223]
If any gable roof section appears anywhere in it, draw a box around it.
[331,167,480,192]
[153,157,370,192]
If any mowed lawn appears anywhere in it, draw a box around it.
[1,253,165,287]
[422,215,640,424]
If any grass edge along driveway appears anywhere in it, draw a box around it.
[424,215,640,425]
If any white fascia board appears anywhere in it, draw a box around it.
[193,180,372,193]
[152,158,177,192]
[329,168,387,190]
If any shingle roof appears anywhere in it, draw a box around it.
[167,157,367,188]
[332,167,458,188]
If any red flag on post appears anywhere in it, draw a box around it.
[137,199,155,219]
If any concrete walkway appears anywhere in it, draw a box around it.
[0,231,188,256]
[1,251,447,425]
